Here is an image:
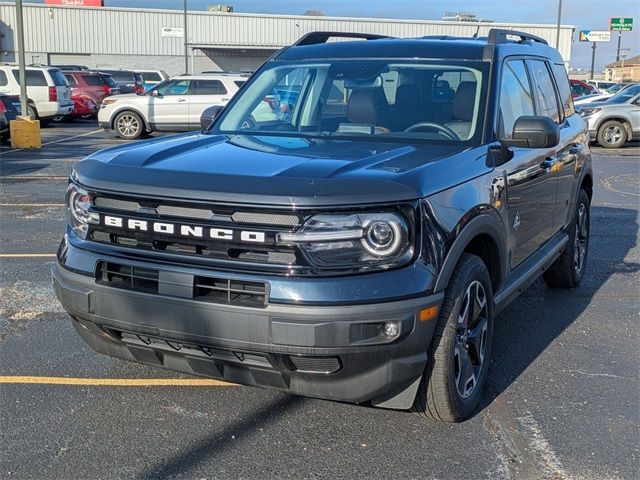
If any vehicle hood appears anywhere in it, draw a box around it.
[73,133,491,207]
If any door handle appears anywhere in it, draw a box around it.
[540,157,558,170]
[177,98,186,102]
[221,98,230,101]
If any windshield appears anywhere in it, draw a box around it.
[605,84,640,103]
[214,60,487,144]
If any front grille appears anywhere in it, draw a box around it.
[288,356,342,374]
[97,261,269,308]
[88,194,303,272]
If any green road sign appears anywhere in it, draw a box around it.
[610,17,633,31]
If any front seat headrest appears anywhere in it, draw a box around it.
[452,82,476,121]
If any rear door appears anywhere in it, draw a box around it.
[148,79,191,130]
[498,59,557,267]
[548,62,585,230]
[188,79,230,128]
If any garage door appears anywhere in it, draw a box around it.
[47,53,92,68]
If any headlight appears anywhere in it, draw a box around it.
[102,98,118,106]
[277,212,413,270]
[65,183,99,239]
[578,107,601,117]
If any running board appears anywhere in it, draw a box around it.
[494,233,569,314]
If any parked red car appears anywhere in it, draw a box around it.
[56,71,120,121]
[569,79,597,98]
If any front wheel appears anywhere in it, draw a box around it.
[597,120,627,149]
[543,189,590,288]
[414,253,494,422]
[114,111,144,139]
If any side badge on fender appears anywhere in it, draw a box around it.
[513,211,521,231]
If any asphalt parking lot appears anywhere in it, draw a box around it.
[1,122,638,479]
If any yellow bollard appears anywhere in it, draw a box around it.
[10,115,41,149]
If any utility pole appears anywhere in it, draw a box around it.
[590,42,597,80]
[555,0,563,49]
[15,0,28,117]
[183,0,188,74]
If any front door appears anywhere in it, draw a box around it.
[149,79,191,130]
[497,59,557,268]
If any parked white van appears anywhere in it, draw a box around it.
[0,66,72,125]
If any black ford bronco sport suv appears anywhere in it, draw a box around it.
[54,30,592,422]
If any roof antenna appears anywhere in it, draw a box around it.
[473,25,481,38]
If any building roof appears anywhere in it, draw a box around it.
[606,54,640,68]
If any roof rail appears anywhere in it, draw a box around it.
[487,28,548,46]
[292,31,391,47]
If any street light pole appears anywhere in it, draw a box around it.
[555,0,563,50]
[183,0,188,74]
[615,31,621,61]
[15,0,28,117]
[590,41,597,80]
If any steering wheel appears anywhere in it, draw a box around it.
[404,122,460,140]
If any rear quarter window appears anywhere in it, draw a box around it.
[83,75,107,86]
[140,72,162,82]
[552,64,575,118]
[12,69,48,86]
[64,74,78,87]
[0,70,7,86]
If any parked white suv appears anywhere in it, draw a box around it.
[98,73,248,139]
[0,66,72,125]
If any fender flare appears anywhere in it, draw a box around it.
[433,212,508,292]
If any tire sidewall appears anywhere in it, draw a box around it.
[114,111,143,139]
[597,120,627,149]
[438,257,494,420]
[568,190,590,283]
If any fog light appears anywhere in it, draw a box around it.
[382,321,400,337]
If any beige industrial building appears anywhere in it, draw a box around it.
[605,55,640,82]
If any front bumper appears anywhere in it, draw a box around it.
[52,241,443,409]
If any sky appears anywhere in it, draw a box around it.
[26,0,640,70]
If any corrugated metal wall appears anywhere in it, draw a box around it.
[0,3,575,61]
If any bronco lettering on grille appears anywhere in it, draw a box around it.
[101,215,266,243]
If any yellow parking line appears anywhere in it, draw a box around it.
[0,253,56,258]
[0,376,236,387]
[2,129,103,155]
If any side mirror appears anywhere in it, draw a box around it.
[149,89,160,97]
[200,105,224,130]
[500,116,560,149]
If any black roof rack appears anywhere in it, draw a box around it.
[486,28,548,46]
[292,31,391,47]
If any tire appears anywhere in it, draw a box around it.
[543,189,590,288]
[113,111,144,139]
[414,253,494,422]
[597,120,627,149]
[26,104,38,120]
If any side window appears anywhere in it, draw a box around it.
[192,80,227,95]
[498,60,535,139]
[528,60,560,123]
[156,79,190,96]
[12,69,48,86]
[0,70,7,86]
[64,74,78,87]
[551,63,574,119]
